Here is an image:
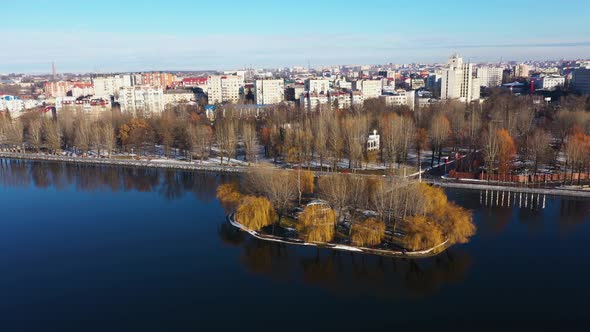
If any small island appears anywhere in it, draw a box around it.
[218,168,476,258]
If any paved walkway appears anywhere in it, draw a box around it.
[0,152,246,173]
[428,178,590,198]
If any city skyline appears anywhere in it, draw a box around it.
[2,0,590,73]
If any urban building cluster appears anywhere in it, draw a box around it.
[1,55,590,119]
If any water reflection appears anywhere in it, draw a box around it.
[3,158,590,303]
[0,159,225,202]
[218,221,473,299]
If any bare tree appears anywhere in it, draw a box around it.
[342,114,367,170]
[100,121,116,157]
[525,129,552,178]
[318,173,350,221]
[28,117,43,152]
[42,118,61,154]
[313,111,329,171]
[215,117,237,165]
[246,168,297,221]
[482,124,500,181]
[326,112,343,171]
[74,116,92,154]
[428,113,450,166]
[241,121,258,164]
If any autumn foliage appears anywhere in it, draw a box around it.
[402,183,476,251]
[118,118,153,149]
[297,204,337,243]
[216,183,242,210]
[300,170,315,195]
[235,196,277,231]
[403,215,445,252]
[497,129,516,175]
[351,218,386,247]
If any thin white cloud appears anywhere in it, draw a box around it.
[1,30,589,73]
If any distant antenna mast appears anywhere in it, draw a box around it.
[52,61,57,81]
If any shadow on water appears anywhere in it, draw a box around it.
[217,220,473,300]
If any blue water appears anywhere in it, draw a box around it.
[1,159,590,331]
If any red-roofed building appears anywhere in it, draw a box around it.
[182,77,208,89]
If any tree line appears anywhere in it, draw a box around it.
[2,91,590,180]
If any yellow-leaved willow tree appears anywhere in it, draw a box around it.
[216,183,242,211]
[235,196,277,231]
[297,204,336,243]
[402,183,475,252]
[351,218,386,247]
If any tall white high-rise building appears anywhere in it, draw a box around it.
[207,75,241,105]
[476,67,504,87]
[254,79,285,105]
[441,54,480,103]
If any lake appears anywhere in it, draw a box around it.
[1,159,590,331]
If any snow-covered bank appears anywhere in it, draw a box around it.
[228,213,450,259]
[0,152,247,173]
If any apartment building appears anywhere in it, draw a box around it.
[534,75,565,91]
[306,78,331,94]
[182,77,208,90]
[207,75,241,104]
[45,81,94,98]
[254,79,285,105]
[571,68,590,94]
[117,86,165,114]
[164,89,195,104]
[56,96,112,114]
[476,67,504,87]
[285,84,305,102]
[513,64,530,78]
[379,90,415,110]
[300,92,329,111]
[141,72,177,89]
[93,75,134,97]
[354,79,382,99]
[441,54,480,103]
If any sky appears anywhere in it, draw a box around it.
[1,0,590,73]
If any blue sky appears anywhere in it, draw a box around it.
[1,0,589,73]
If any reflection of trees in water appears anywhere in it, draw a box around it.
[183,171,219,203]
[479,206,513,235]
[159,170,185,200]
[123,168,160,193]
[218,221,246,247]
[517,207,544,234]
[30,162,50,188]
[0,159,31,188]
[558,198,590,231]
[234,231,472,299]
[239,240,294,282]
[0,159,230,202]
[403,250,472,298]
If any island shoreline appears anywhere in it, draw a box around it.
[227,213,450,259]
